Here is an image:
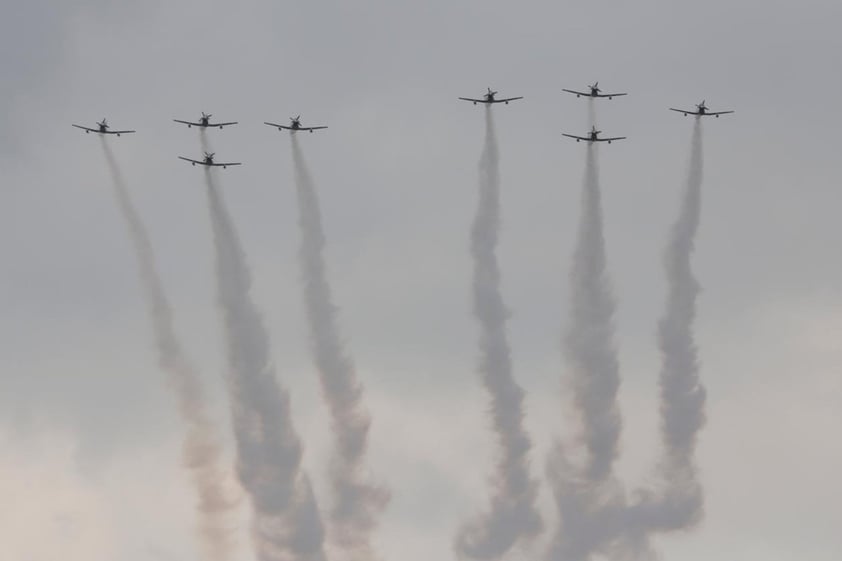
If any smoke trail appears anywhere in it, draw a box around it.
[290,134,388,561]
[99,138,234,561]
[587,99,596,130]
[203,163,326,561]
[625,118,707,536]
[547,122,709,561]
[659,119,706,469]
[455,106,543,560]
[561,142,622,482]
[200,129,212,158]
[547,143,625,561]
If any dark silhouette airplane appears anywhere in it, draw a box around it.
[72,119,135,136]
[179,152,241,169]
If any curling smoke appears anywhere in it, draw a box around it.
[546,121,709,561]
[559,142,622,483]
[455,106,543,560]
[290,134,389,561]
[547,143,625,561]
[203,146,327,561]
[100,138,234,561]
[659,119,706,472]
[625,118,707,536]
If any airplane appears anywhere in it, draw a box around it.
[178,152,241,169]
[562,82,627,100]
[72,119,135,136]
[459,88,523,105]
[669,100,734,118]
[173,112,237,129]
[562,126,626,144]
[264,115,328,133]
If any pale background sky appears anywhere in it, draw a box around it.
[1,1,841,560]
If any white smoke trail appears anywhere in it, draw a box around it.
[200,129,211,158]
[290,134,389,561]
[587,99,596,130]
[203,155,327,561]
[547,143,625,561]
[659,119,706,470]
[547,122,709,561]
[625,118,707,537]
[455,106,543,560]
[100,138,234,561]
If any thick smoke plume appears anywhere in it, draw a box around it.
[100,138,234,561]
[547,121,709,561]
[202,140,327,561]
[547,142,625,561]
[625,118,707,536]
[290,134,389,560]
[657,119,706,490]
[455,106,543,560]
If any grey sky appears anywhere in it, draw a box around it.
[2,0,841,560]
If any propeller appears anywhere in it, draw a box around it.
[202,112,212,120]
[205,151,215,160]
[99,118,108,128]
[591,82,600,93]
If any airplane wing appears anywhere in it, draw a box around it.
[300,126,328,132]
[210,121,238,128]
[179,156,203,165]
[562,133,589,142]
[490,97,523,104]
[458,97,487,104]
[562,89,590,97]
[173,119,200,126]
[264,121,293,130]
[670,108,697,116]
[596,136,626,143]
[595,92,627,98]
[704,111,734,117]
[72,124,96,132]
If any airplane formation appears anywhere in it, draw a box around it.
[72,85,734,166]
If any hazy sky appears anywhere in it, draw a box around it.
[2,1,841,560]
